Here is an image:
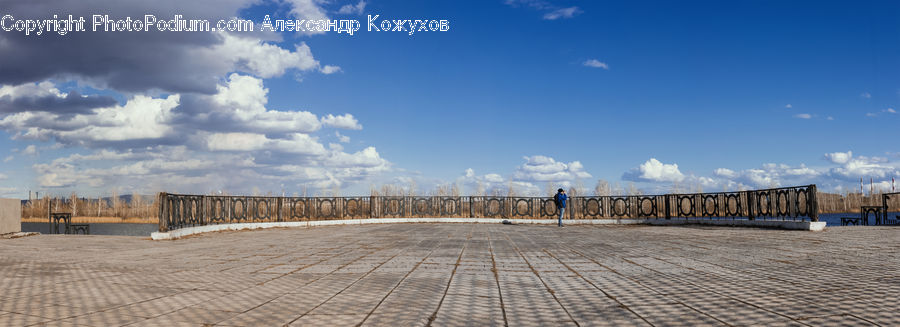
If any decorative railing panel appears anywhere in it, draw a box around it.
[157,185,819,231]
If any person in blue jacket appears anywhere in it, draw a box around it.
[553,188,567,227]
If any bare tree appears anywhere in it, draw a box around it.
[594,179,610,196]
[626,182,642,195]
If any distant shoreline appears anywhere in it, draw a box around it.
[21,217,157,224]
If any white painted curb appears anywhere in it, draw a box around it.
[150,218,827,240]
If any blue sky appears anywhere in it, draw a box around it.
[0,0,898,198]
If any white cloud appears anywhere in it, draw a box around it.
[785,104,792,108]
[2,155,12,162]
[210,34,322,79]
[794,113,812,119]
[827,116,834,120]
[615,150,897,193]
[484,173,505,183]
[0,173,6,180]
[713,168,737,179]
[321,114,363,130]
[285,0,330,23]
[335,131,350,143]
[338,1,367,15]
[0,93,179,145]
[623,158,685,183]
[861,92,872,99]
[0,81,62,99]
[543,7,581,20]
[825,151,853,164]
[829,154,896,180]
[513,155,591,182]
[583,59,609,70]
[884,108,896,114]
[22,145,38,156]
[320,65,342,74]
[866,113,877,117]
[206,132,269,151]
[457,155,590,196]
[0,75,392,194]
[210,74,323,133]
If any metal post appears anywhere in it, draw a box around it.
[664,195,671,219]
[746,191,755,220]
[157,192,168,232]
[277,197,283,222]
[809,185,819,222]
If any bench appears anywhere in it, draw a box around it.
[67,224,90,235]
[841,217,862,226]
[884,215,900,226]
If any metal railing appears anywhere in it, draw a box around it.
[869,192,900,225]
[157,184,819,232]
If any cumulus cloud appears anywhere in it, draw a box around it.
[623,158,685,183]
[321,114,363,130]
[0,0,393,195]
[337,1,366,15]
[0,0,333,93]
[659,151,898,192]
[785,104,792,108]
[21,145,38,156]
[861,92,871,99]
[457,168,539,196]
[209,34,323,79]
[825,151,853,165]
[513,155,591,182]
[794,113,812,119]
[202,74,324,134]
[286,0,330,21]
[1,75,390,193]
[320,65,343,74]
[713,168,738,179]
[0,82,117,115]
[829,154,895,180]
[0,94,180,147]
[583,59,609,70]
[457,156,591,196]
[335,131,350,143]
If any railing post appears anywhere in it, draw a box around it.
[157,192,168,232]
[809,185,818,222]
[883,194,890,223]
[664,195,671,219]
[277,197,283,222]
[788,189,796,219]
[202,195,208,226]
[746,191,755,220]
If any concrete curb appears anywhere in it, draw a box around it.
[150,218,827,240]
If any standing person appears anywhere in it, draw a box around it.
[554,188,567,227]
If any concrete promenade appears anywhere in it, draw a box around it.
[0,224,897,326]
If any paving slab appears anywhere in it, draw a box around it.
[0,224,897,326]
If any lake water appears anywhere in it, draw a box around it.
[818,212,899,226]
[19,212,896,236]
[21,222,159,236]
